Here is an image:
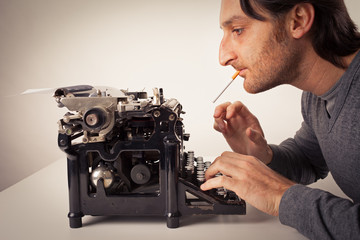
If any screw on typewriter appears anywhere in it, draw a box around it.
[55,85,246,228]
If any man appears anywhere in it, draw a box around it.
[200,0,360,239]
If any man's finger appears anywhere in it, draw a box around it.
[214,117,226,132]
[213,102,231,118]
[200,175,234,191]
[204,155,244,180]
[226,101,254,120]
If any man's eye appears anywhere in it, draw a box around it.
[232,28,244,35]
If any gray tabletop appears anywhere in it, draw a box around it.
[1,158,347,240]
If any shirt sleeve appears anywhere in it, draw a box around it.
[268,120,329,184]
[279,184,360,240]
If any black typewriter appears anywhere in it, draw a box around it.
[55,85,245,228]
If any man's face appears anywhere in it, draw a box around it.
[219,0,301,93]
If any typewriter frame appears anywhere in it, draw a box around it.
[56,86,246,228]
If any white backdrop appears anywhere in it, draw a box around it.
[1,0,359,191]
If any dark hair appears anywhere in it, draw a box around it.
[239,0,360,68]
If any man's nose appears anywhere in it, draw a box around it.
[219,35,236,66]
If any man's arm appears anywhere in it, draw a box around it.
[280,185,360,239]
[212,100,328,184]
[269,121,329,184]
[268,120,359,239]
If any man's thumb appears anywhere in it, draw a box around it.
[247,127,263,144]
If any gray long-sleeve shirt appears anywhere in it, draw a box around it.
[268,52,360,239]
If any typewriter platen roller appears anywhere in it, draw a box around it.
[55,85,246,228]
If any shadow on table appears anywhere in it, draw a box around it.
[82,204,275,228]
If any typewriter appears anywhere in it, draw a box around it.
[55,85,245,228]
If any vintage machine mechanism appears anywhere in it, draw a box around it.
[55,85,246,228]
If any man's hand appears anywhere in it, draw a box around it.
[200,151,295,216]
[213,101,272,165]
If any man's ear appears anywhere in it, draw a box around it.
[288,3,315,39]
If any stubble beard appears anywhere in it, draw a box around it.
[243,25,302,94]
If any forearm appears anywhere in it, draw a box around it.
[268,139,327,184]
[280,184,360,240]
[268,121,329,184]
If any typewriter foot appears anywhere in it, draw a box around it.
[167,215,179,228]
[68,212,83,228]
